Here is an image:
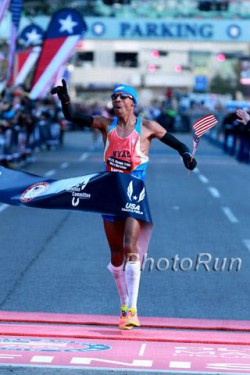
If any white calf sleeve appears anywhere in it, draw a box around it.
[125,260,141,311]
[107,262,128,306]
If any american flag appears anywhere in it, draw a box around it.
[0,0,11,24]
[192,114,218,157]
[14,24,44,85]
[29,8,87,99]
[6,0,23,85]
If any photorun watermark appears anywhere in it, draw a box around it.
[125,252,242,272]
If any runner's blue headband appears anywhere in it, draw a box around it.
[112,84,138,105]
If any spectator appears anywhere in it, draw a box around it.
[221,111,239,156]
[236,108,250,163]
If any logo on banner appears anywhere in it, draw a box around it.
[20,182,49,203]
[121,181,145,215]
[92,22,106,36]
[127,181,145,203]
[227,24,241,39]
[67,178,91,207]
[0,338,111,352]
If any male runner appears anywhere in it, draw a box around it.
[51,80,197,329]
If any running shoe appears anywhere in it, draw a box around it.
[125,307,140,328]
[119,305,131,330]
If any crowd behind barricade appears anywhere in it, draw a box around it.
[1,86,249,166]
[201,102,250,165]
[0,86,67,167]
[219,108,250,164]
[144,94,250,165]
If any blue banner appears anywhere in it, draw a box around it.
[85,17,245,41]
[0,16,248,42]
[0,167,152,223]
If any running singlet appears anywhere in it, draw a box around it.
[103,117,149,181]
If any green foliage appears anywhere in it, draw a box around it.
[210,74,240,95]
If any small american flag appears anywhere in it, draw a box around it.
[192,114,218,157]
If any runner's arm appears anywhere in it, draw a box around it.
[51,79,106,130]
[61,102,93,127]
[148,120,197,170]
[160,132,189,155]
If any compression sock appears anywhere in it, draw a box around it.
[107,262,128,306]
[125,260,141,310]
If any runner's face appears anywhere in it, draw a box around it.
[111,92,135,115]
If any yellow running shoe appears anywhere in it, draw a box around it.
[125,307,140,328]
[119,305,132,330]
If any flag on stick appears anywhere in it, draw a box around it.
[0,0,11,24]
[14,24,44,85]
[192,114,218,157]
[29,8,87,99]
[6,0,23,85]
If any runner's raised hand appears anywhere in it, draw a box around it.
[51,79,70,104]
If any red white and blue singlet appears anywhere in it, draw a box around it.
[104,116,149,181]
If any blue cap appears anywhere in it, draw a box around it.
[112,84,138,105]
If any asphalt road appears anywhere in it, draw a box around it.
[0,129,249,321]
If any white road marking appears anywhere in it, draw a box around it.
[0,204,8,213]
[169,361,191,369]
[133,359,153,367]
[207,363,250,371]
[60,162,69,169]
[139,343,147,356]
[79,152,89,162]
[199,174,209,184]
[30,355,54,363]
[44,169,55,177]
[70,357,153,367]
[192,167,199,174]
[71,358,92,364]
[172,206,180,210]
[222,207,239,223]
[208,187,221,198]
[0,354,22,359]
[243,239,250,252]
